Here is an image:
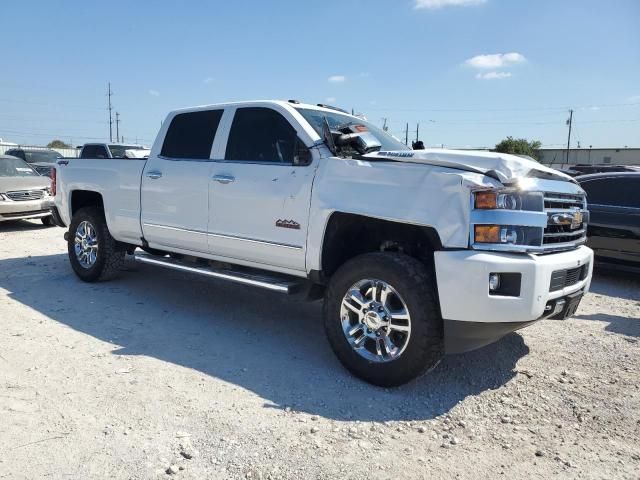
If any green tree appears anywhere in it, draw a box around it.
[494,136,542,160]
[47,139,71,149]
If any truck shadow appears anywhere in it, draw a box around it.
[574,313,639,338]
[0,253,528,422]
[0,219,57,232]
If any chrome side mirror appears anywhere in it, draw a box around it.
[336,131,382,154]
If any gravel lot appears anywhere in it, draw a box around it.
[1,220,638,480]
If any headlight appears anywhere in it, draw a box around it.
[474,225,543,246]
[471,189,547,252]
[474,189,543,212]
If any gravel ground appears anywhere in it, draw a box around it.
[1,220,638,480]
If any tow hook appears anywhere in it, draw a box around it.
[63,231,69,241]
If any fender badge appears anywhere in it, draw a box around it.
[276,219,301,230]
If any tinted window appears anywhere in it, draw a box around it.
[81,145,108,159]
[108,145,147,158]
[225,107,298,163]
[23,150,62,163]
[5,149,25,160]
[582,177,640,208]
[161,110,223,159]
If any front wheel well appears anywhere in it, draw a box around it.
[320,212,442,281]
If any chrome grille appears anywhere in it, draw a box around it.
[542,192,587,251]
[6,189,45,201]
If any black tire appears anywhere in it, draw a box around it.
[324,252,443,387]
[41,216,56,227]
[67,207,125,282]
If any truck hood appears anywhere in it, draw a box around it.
[0,176,50,193]
[364,149,574,185]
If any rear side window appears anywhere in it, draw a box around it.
[582,177,640,208]
[225,107,298,163]
[161,110,223,159]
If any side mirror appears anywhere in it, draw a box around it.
[336,131,382,154]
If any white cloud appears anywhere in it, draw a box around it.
[589,105,600,111]
[465,52,526,69]
[148,89,160,96]
[203,77,214,84]
[475,71,512,80]
[415,0,486,9]
[627,95,640,104]
[325,97,337,103]
[328,75,346,83]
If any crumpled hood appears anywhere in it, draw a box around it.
[364,148,574,184]
[0,176,50,193]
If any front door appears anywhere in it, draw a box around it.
[141,109,223,254]
[208,107,316,272]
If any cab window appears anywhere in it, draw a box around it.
[225,107,303,164]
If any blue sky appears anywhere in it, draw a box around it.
[1,0,638,149]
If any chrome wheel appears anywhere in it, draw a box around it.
[74,220,99,269]
[340,279,411,363]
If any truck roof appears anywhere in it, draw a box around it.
[168,100,356,118]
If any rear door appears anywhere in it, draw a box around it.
[582,176,640,265]
[207,106,316,272]
[140,109,223,254]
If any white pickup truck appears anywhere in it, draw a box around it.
[51,100,593,386]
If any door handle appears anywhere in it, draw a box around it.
[146,171,163,179]
[212,174,235,184]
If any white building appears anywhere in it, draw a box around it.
[538,147,640,167]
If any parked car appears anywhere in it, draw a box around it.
[0,155,55,225]
[577,172,640,272]
[52,100,593,386]
[4,148,63,177]
[559,164,640,177]
[79,143,150,159]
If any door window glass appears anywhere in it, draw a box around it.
[225,107,298,163]
[161,110,223,159]
[582,177,640,208]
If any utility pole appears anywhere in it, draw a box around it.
[415,123,420,142]
[115,112,120,143]
[107,82,113,142]
[565,109,573,165]
[404,122,409,146]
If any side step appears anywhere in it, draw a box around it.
[133,252,302,294]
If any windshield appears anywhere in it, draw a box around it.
[24,150,63,164]
[295,108,409,153]
[0,157,39,177]
[108,145,146,158]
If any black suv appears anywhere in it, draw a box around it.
[578,172,640,272]
[4,148,63,177]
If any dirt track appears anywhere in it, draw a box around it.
[1,220,639,479]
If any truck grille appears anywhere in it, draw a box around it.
[6,190,45,201]
[542,193,587,251]
[549,263,589,291]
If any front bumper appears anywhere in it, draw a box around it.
[435,246,593,352]
[0,198,53,222]
[435,245,593,323]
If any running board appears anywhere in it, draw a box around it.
[133,252,301,294]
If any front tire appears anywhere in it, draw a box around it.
[324,252,443,387]
[67,207,125,282]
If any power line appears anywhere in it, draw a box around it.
[107,82,113,143]
[365,102,640,113]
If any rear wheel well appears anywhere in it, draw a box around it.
[71,190,104,216]
[320,212,442,281]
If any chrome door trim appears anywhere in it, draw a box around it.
[142,223,303,250]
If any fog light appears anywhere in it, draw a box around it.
[489,273,501,291]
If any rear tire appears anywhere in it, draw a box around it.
[67,207,125,282]
[324,252,443,387]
